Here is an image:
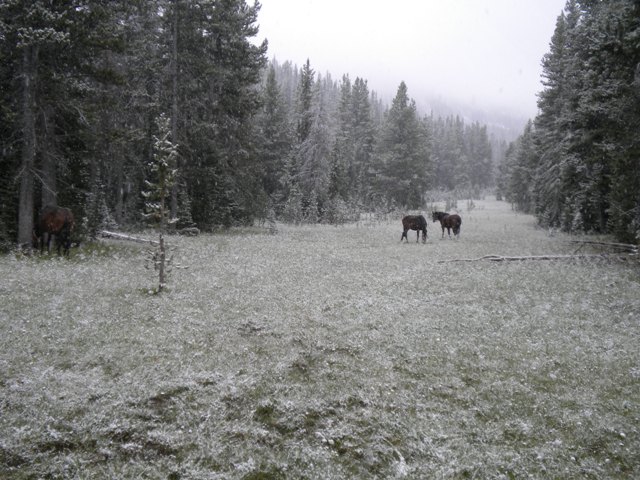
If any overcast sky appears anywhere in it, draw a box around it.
[255,0,567,118]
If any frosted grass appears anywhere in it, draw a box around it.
[0,199,638,478]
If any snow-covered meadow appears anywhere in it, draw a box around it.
[1,198,638,478]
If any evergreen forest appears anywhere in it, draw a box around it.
[498,0,640,243]
[1,0,639,250]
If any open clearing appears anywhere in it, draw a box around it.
[1,199,638,479]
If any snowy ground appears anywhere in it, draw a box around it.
[1,198,638,478]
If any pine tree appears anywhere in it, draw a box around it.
[298,77,332,212]
[373,82,430,209]
[295,59,315,144]
[0,1,130,248]
[289,59,336,219]
[329,75,354,201]
[431,115,467,191]
[505,121,537,213]
[466,122,493,191]
[600,1,640,242]
[179,0,268,228]
[351,77,375,204]
[257,65,292,203]
[144,114,178,231]
[571,0,640,237]
[143,114,178,293]
[0,1,68,248]
[524,0,640,240]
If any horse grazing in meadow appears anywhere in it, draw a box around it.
[34,205,75,256]
[432,211,462,239]
[401,215,428,243]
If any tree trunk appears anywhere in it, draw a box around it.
[115,170,125,224]
[158,233,166,292]
[17,46,37,250]
[169,0,179,223]
[41,105,58,208]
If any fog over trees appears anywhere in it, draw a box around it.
[1,0,638,249]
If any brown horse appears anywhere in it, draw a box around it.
[432,211,461,239]
[401,215,428,243]
[34,206,75,255]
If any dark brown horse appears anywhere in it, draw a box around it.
[432,211,461,239]
[34,206,75,255]
[401,215,428,243]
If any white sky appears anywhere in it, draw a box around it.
[255,0,567,117]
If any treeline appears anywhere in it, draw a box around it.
[0,0,495,250]
[498,0,640,243]
[258,60,495,222]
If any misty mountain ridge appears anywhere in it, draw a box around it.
[268,56,531,144]
[417,94,531,143]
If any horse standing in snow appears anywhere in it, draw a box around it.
[401,215,428,243]
[34,206,75,256]
[432,211,462,239]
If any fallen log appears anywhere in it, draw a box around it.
[99,230,160,246]
[438,253,635,263]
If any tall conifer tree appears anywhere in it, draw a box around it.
[373,82,430,208]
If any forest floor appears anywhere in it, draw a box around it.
[1,198,639,479]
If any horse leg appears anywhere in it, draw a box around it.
[56,233,63,255]
[54,233,61,254]
[60,224,71,255]
[401,230,407,242]
[416,230,420,243]
[63,232,71,255]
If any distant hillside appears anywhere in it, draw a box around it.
[417,95,531,143]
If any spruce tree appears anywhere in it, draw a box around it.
[601,0,640,242]
[143,114,178,293]
[257,65,293,210]
[329,75,354,202]
[0,1,129,248]
[351,77,375,204]
[179,0,267,228]
[466,122,493,191]
[506,121,537,214]
[373,82,430,209]
[298,77,332,215]
[520,0,640,240]
[295,59,315,144]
